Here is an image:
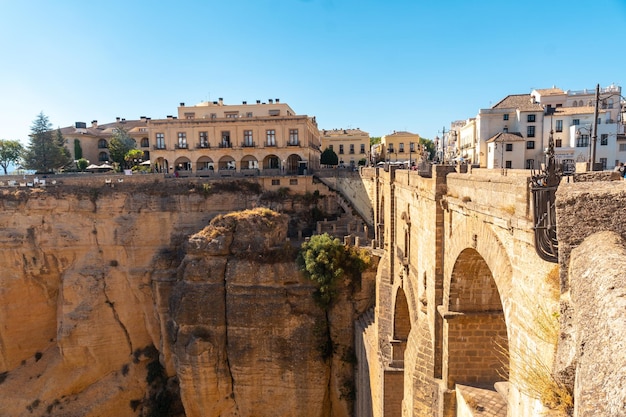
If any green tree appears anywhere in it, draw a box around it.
[108,125,136,168]
[297,233,369,308]
[74,138,83,160]
[125,148,144,168]
[419,137,435,160]
[54,128,73,170]
[320,147,339,167]
[0,139,24,175]
[76,158,89,171]
[22,112,71,173]
[370,136,381,146]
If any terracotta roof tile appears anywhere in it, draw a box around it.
[492,94,544,112]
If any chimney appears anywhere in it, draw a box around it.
[167,115,173,119]
[116,117,121,122]
[218,97,223,105]
[256,100,261,104]
[180,102,185,107]
[91,120,98,128]
[242,101,247,105]
[140,116,146,121]
[269,99,274,104]
[275,98,280,103]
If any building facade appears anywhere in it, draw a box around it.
[60,98,321,175]
[458,85,626,170]
[380,131,421,166]
[320,128,370,167]
[148,98,321,176]
[59,118,151,167]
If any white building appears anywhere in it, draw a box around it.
[457,85,626,170]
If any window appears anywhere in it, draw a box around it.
[555,120,563,132]
[505,143,513,152]
[388,144,394,153]
[221,131,231,148]
[527,114,536,122]
[140,137,149,148]
[199,132,208,148]
[156,133,165,149]
[350,144,355,154]
[98,139,108,149]
[269,109,280,116]
[225,112,238,119]
[410,142,415,152]
[266,130,276,146]
[503,114,509,121]
[98,151,108,162]
[599,158,607,170]
[526,159,535,169]
[573,119,580,126]
[505,161,512,169]
[289,179,298,185]
[555,139,562,148]
[527,126,535,137]
[503,127,509,133]
[328,145,333,151]
[360,144,366,154]
[271,179,280,185]
[601,134,608,145]
[339,144,344,154]
[243,130,253,147]
[608,99,614,109]
[177,132,187,148]
[572,101,578,107]
[399,143,404,153]
[289,129,299,145]
[246,112,253,117]
[597,118,602,125]
[526,140,535,149]
[576,135,589,147]
[210,113,216,119]
[619,144,626,152]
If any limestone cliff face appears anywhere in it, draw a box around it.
[167,209,329,417]
[0,183,373,417]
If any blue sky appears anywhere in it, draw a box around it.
[1,0,626,144]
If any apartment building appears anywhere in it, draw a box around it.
[456,84,625,170]
[320,128,369,167]
[380,131,421,165]
[59,118,151,165]
[148,98,321,175]
[61,98,322,175]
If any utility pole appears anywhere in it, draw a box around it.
[591,83,600,171]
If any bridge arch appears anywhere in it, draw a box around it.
[441,219,512,400]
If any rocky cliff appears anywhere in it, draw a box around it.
[0,180,375,417]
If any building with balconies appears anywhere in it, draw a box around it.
[320,128,370,167]
[148,98,321,176]
[458,84,625,170]
[380,131,421,166]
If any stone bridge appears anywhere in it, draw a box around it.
[327,166,626,417]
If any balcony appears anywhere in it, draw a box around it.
[219,142,232,149]
[175,143,188,149]
[196,142,210,149]
[153,145,166,150]
[242,142,256,148]
[287,141,300,146]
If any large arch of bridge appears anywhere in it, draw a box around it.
[442,218,513,390]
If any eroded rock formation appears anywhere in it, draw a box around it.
[0,182,374,417]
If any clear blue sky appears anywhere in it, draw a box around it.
[1,0,626,144]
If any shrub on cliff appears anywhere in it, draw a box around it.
[297,233,369,308]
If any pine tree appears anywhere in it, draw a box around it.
[22,112,71,173]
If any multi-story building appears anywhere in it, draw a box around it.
[380,131,421,165]
[459,85,626,170]
[61,98,321,175]
[320,128,369,167]
[149,98,321,175]
[58,118,151,166]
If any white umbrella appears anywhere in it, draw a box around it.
[140,160,151,166]
[98,163,114,170]
[85,164,100,170]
